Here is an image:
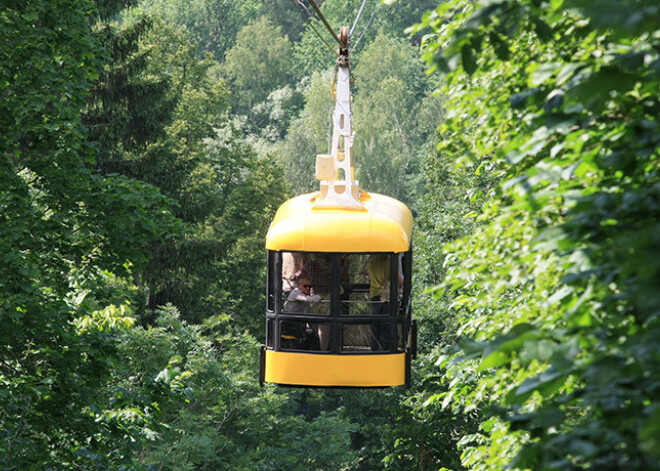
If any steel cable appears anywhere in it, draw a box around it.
[350,1,378,53]
[288,0,339,57]
[308,0,346,48]
[349,0,369,38]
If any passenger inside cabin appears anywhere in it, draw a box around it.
[281,275,321,350]
[284,276,320,313]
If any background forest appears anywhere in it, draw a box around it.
[1,0,659,470]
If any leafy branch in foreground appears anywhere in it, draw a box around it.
[414,0,660,469]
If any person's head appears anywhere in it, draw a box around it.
[298,276,313,294]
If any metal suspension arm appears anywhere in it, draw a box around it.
[314,26,363,210]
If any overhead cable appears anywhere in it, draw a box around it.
[308,0,346,48]
[349,0,369,38]
[288,0,339,57]
[351,1,379,53]
[295,0,313,19]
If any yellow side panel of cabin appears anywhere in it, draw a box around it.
[264,350,406,387]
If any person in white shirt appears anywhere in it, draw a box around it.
[284,276,321,312]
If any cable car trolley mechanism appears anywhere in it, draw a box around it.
[260,25,417,388]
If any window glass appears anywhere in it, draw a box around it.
[281,251,308,296]
[282,291,322,314]
[267,251,276,312]
[281,252,332,315]
[339,254,370,316]
[271,251,407,354]
[280,320,327,351]
[266,319,275,348]
[278,252,402,317]
[340,253,402,316]
[341,323,397,352]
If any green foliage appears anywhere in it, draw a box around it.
[383,354,479,471]
[1,1,182,468]
[279,70,335,193]
[352,33,436,203]
[412,0,660,469]
[114,304,357,470]
[82,14,289,331]
[135,0,257,61]
[257,0,308,42]
[1,0,559,469]
[377,0,439,41]
[351,30,429,98]
[224,17,296,127]
[135,19,232,219]
[84,16,175,173]
[144,119,288,329]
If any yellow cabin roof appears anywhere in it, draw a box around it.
[266,191,413,253]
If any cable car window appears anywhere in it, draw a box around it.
[341,323,395,352]
[341,324,371,351]
[352,252,401,319]
[266,319,275,348]
[267,251,277,312]
[338,253,403,316]
[397,320,405,350]
[280,252,333,315]
[280,320,321,351]
[267,250,410,356]
[301,254,333,314]
[338,254,370,315]
[282,286,321,314]
[281,251,308,297]
[341,322,406,353]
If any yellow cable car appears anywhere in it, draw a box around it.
[259,27,416,387]
[260,190,416,387]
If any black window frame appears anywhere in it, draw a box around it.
[265,249,412,354]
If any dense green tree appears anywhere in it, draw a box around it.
[352,33,437,203]
[278,70,335,193]
[224,17,296,125]
[257,0,308,43]
[351,31,429,99]
[377,0,439,42]
[133,0,317,62]
[127,20,231,220]
[382,356,479,470]
[82,15,289,330]
[412,0,660,469]
[0,0,182,468]
[135,0,258,61]
[84,16,174,175]
[114,305,356,470]
[173,122,288,331]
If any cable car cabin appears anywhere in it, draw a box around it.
[260,190,416,388]
[261,28,416,387]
